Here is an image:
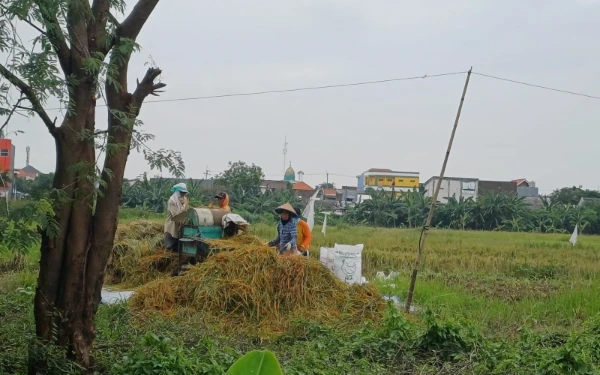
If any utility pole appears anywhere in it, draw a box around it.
[326,171,329,186]
[283,136,288,176]
[204,166,210,180]
[405,67,473,313]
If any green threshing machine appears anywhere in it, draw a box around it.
[172,208,237,274]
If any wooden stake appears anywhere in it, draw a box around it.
[405,67,472,313]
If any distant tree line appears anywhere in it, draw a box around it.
[344,187,600,234]
[116,160,600,235]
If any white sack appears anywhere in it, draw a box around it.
[332,243,363,285]
[319,247,335,271]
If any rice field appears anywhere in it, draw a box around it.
[113,217,600,337]
[111,217,600,337]
[2,217,600,374]
[252,224,600,336]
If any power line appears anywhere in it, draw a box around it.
[472,72,600,101]
[14,70,600,115]
[39,71,468,111]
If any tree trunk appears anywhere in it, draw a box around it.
[0,1,165,371]
[30,67,163,374]
[32,95,98,372]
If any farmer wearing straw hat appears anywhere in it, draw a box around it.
[164,182,189,251]
[294,206,312,257]
[268,203,298,256]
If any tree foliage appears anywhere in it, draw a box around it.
[549,186,600,206]
[345,190,600,234]
[18,173,54,199]
[0,0,181,371]
[214,161,264,198]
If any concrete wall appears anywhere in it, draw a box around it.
[478,180,517,195]
[424,178,478,203]
[517,186,539,197]
[338,187,358,207]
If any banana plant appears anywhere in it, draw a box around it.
[225,350,283,375]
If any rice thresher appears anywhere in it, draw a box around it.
[172,208,241,274]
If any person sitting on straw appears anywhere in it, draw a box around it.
[214,192,231,213]
[164,183,189,251]
[268,203,298,256]
[294,206,312,257]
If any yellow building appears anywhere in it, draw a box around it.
[357,168,419,193]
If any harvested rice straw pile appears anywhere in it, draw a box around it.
[201,233,267,252]
[107,220,177,286]
[106,220,268,287]
[130,246,385,336]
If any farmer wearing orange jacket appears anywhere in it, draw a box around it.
[294,207,312,257]
[214,192,231,213]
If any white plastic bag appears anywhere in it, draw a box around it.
[332,243,363,284]
[319,247,335,271]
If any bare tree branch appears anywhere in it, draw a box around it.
[0,63,57,136]
[32,0,72,74]
[21,17,47,35]
[118,0,160,40]
[0,96,25,134]
[131,67,166,113]
[0,5,47,36]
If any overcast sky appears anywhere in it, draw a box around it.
[5,0,600,193]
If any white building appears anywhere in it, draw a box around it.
[423,176,479,203]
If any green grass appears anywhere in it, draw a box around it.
[252,223,600,335]
[1,215,600,374]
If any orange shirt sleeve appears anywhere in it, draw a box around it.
[299,220,312,249]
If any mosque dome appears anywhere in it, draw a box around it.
[284,164,296,182]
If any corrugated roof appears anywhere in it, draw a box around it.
[292,181,313,191]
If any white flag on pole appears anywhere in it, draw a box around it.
[302,188,320,232]
[569,224,578,246]
[321,214,328,237]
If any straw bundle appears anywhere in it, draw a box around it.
[130,246,385,336]
[106,220,268,287]
[107,220,175,286]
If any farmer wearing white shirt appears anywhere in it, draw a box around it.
[164,183,189,251]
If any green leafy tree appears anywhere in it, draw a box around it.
[18,173,54,200]
[320,182,335,189]
[0,0,182,371]
[550,186,600,206]
[215,161,264,199]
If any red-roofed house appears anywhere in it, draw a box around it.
[512,178,531,187]
[293,181,315,200]
[322,188,337,201]
[293,181,313,191]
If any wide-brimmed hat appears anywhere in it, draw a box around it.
[214,192,227,199]
[275,203,297,217]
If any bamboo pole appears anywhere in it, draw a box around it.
[405,67,472,313]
